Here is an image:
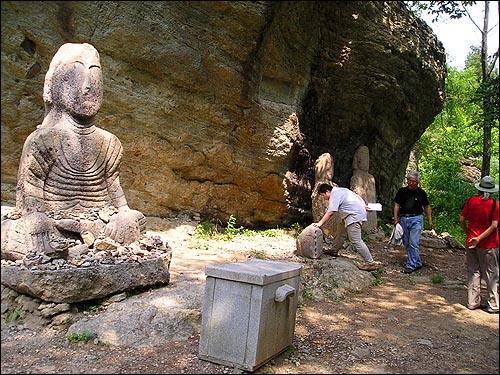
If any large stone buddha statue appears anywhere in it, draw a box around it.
[2,43,145,261]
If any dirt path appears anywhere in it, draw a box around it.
[1,216,499,374]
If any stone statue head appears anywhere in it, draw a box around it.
[353,145,370,172]
[42,43,103,126]
[314,153,334,182]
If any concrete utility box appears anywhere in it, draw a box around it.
[199,259,302,372]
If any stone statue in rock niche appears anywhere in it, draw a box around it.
[1,43,145,261]
[350,145,377,232]
[311,153,335,232]
[311,153,345,256]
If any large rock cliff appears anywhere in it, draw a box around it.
[1,1,445,228]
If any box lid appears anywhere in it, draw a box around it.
[205,259,302,285]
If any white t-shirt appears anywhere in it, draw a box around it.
[328,187,367,226]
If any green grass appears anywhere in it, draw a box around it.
[371,267,385,285]
[249,249,268,259]
[430,275,446,284]
[67,332,94,344]
[194,215,303,241]
[4,308,21,323]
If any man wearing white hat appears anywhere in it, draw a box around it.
[460,176,499,314]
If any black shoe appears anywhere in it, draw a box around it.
[403,267,414,274]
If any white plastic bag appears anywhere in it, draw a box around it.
[389,223,403,248]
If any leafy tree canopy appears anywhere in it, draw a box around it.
[407,1,477,22]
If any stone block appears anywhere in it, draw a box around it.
[199,259,302,371]
[295,224,323,259]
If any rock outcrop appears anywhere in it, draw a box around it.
[1,1,446,228]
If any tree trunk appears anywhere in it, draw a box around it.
[480,1,492,178]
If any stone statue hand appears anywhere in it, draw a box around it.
[103,209,146,245]
[24,212,66,256]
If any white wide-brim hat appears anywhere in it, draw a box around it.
[475,175,499,193]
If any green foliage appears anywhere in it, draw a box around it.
[430,275,446,284]
[422,66,484,156]
[223,215,240,240]
[418,60,499,243]
[465,47,500,128]
[289,223,305,238]
[419,156,475,233]
[412,2,498,181]
[195,221,217,240]
[67,332,94,344]
[379,220,393,237]
[465,46,482,73]
[194,216,255,241]
[250,249,268,259]
[4,308,21,323]
[406,1,476,22]
[475,75,500,124]
[371,267,385,286]
[302,288,315,302]
[194,217,304,242]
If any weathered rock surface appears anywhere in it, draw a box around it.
[0,1,446,227]
[420,230,466,249]
[1,257,171,304]
[66,283,203,347]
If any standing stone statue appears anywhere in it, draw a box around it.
[350,145,377,232]
[310,153,345,256]
[1,43,146,261]
[311,153,335,234]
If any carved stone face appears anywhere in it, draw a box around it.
[50,44,103,122]
[353,145,369,171]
